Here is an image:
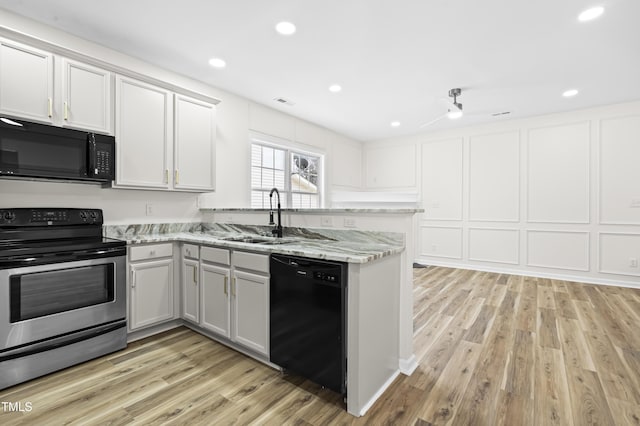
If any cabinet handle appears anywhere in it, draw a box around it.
[193,266,197,284]
[165,169,169,184]
[131,270,136,288]
[48,98,53,118]
[150,250,156,256]
[64,102,68,120]
[175,170,179,185]
[232,277,236,297]
[224,276,228,295]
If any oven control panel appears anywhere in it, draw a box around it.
[0,208,103,226]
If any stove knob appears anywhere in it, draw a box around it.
[79,211,88,221]
[4,211,16,222]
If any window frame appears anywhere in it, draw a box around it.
[249,133,325,209]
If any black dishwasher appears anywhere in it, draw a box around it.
[270,254,347,396]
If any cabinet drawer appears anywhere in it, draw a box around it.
[182,244,199,260]
[233,251,269,274]
[130,243,173,261]
[201,246,230,265]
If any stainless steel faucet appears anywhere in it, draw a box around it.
[269,188,283,238]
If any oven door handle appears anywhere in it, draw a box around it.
[0,246,126,268]
[0,320,126,362]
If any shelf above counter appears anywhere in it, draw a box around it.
[199,208,423,214]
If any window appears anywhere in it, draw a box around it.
[251,140,322,208]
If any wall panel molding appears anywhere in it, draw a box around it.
[468,228,519,265]
[526,121,590,224]
[419,225,463,259]
[468,131,520,222]
[599,115,640,225]
[421,138,463,221]
[598,232,640,277]
[526,230,590,271]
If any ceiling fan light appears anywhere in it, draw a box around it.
[447,110,463,120]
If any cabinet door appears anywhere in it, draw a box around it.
[0,38,53,123]
[61,58,112,134]
[232,270,269,355]
[201,263,231,338]
[115,76,171,188]
[173,94,216,191]
[182,258,199,323]
[130,259,174,330]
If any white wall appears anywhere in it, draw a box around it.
[364,101,640,288]
[0,10,363,222]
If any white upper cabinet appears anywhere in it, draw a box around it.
[0,38,53,123]
[115,75,171,189]
[174,94,216,191]
[60,58,112,134]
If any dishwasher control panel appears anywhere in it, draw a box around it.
[314,271,340,283]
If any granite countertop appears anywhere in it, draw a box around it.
[104,222,405,264]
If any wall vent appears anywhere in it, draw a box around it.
[273,97,295,106]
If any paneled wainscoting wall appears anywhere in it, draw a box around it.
[365,101,640,288]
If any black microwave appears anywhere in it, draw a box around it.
[0,117,115,184]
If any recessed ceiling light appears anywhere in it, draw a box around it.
[208,57,226,68]
[329,84,342,93]
[275,22,296,35]
[390,121,401,127]
[447,110,463,120]
[562,89,579,97]
[578,6,604,22]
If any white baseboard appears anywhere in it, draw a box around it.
[399,355,418,375]
[352,369,400,417]
[414,257,640,290]
[126,320,181,343]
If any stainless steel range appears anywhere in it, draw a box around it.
[0,208,127,390]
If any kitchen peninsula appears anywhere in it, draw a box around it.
[105,217,414,416]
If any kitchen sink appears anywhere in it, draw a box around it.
[220,235,298,245]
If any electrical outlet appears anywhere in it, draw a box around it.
[344,218,356,228]
[431,244,437,252]
[630,258,638,268]
[631,199,640,208]
[321,216,333,227]
[145,204,153,216]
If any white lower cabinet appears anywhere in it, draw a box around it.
[181,244,200,323]
[129,246,175,331]
[201,263,231,337]
[194,246,269,356]
[182,258,199,323]
[232,269,269,355]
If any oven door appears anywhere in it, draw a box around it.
[0,254,125,351]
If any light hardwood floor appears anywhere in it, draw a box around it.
[1,267,640,425]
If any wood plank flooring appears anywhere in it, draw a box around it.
[1,266,640,425]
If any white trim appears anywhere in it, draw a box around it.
[352,369,400,417]
[399,355,418,376]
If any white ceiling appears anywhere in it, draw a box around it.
[1,0,639,142]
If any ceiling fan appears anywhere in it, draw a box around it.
[420,88,464,128]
